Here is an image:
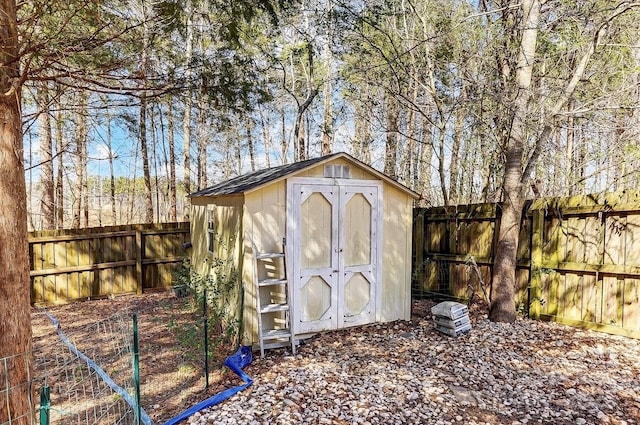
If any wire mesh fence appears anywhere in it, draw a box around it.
[0,350,35,425]
[412,256,491,306]
[30,308,143,425]
[2,292,236,425]
[412,257,459,299]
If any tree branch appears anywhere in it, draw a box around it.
[521,0,640,185]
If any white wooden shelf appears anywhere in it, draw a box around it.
[258,278,288,287]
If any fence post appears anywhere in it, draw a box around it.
[135,230,143,294]
[529,209,544,320]
[412,210,424,298]
[132,314,142,425]
[203,288,209,391]
[39,385,50,425]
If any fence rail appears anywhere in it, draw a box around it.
[413,191,640,338]
[29,222,190,305]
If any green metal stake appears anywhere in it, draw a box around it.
[39,385,50,425]
[203,288,209,390]
[133,314,142,425]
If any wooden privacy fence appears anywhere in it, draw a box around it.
[413,190,640,338]
[30,222,190,305]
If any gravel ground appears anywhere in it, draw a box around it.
[186,302,640,425]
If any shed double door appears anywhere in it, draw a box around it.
[288,179,382,335]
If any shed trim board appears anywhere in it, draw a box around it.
[286,177,383,335]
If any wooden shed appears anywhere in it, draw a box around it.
[189,152,419,352]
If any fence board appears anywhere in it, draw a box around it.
[623,278,639,329]
[29,222,190,305]
[604,215,625,265]
[625,215,640,265]
[413,191,640,337]
[582,274,597,323]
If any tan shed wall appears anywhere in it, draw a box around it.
[190,198,210,276]
[242,181,288,345]
[381,184,414,321]
[190,195,245,343]
[190,195,244,273]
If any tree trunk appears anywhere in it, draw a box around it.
[448,127,461,205]
[103,101,117,225]
[196,85,208,190]
[489,0,540,323]
[353,98,372,163]
[320,0,333,156]
[140,91,153,223]
[139,7,153,223]
[73,91,88,229]
[566,98,575,195]
[182,0,194,217]
[55,98,64,228]
[437,130,448,205]
[321,78,332,156]
[235,126,242,174]
[293,38,316,162]
[401,85,418,185]
[402,106,415,185]
[80,92,89,227]
[245,114,256,171]
[294,89,317,162]
[108,135,117,225]
[417,118,433,202]
[448,88,467,205]
[38,83,55,229]
[0,0,34,422]
[150,103,161,221]
[280,105,287,164]
[166,97,177,221]
[258,105,271,168]
[384,92,399,179]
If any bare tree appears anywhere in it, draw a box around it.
[138,0,154,223]
[73,91,89,229]
[38,83,55,229]
[384,91,399,179]
[182,0,194,213]
[489,0,541,323]
[490,0,640,322]
[166,96,177,221]
[320,0,334,156]
[55,95,65,228]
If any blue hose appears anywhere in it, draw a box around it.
[162,346,253,425]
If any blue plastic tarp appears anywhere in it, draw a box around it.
[162,346,254,425]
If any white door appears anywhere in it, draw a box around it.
[289,179,381,334]
[338,185,379,328]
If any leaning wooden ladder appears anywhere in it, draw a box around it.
[253,240,296,357]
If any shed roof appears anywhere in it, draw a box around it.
[189,152,420,199]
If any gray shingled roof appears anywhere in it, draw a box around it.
[189,153,341,197]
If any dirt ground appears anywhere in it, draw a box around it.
[30,292,640,424]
